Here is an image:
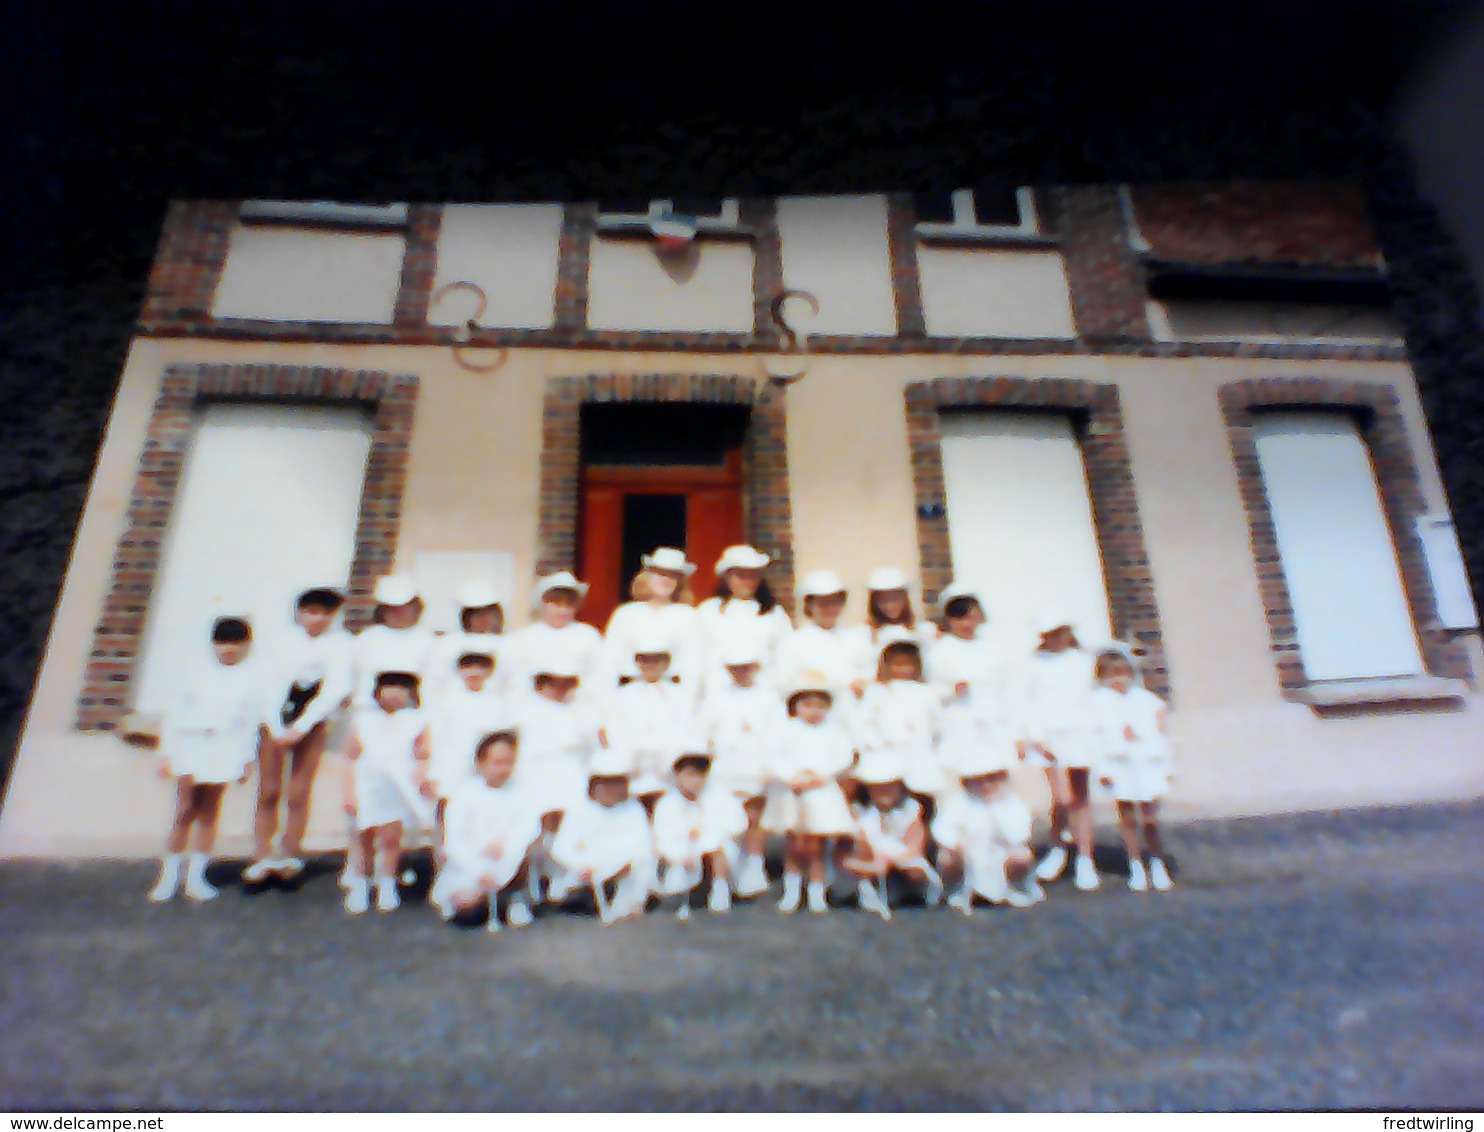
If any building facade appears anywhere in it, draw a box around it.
[3,182,1480,856]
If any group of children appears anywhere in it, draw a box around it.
[147,543,1176,927]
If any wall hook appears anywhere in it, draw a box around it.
[430,280,508,373]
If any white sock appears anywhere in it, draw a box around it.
[186,852,209,880]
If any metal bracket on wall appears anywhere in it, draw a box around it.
[430,280,509,374]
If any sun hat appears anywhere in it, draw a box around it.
[715,544,771,574]
[641,546,697,576]
[373,574,420,607]
[798,569,847,599]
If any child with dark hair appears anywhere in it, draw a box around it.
[651,744,747,918]
[696,544,794,694]
[149,617,266,903]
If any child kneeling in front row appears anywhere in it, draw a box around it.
[546,752,656,924]
[841,752,943,921]
[932,752,1044,914]
[652,744,747,918]
[431,729,544,931]
[149,616,265,903]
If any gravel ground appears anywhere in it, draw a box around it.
[2,802,1482,1112]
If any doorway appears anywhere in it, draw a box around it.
[577,402,748,628]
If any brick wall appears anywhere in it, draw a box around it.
[1047,186,1153,343]
[139,201,238,329]
[536,373,797,614]
[76,363,419,731]
[904,375,1171,697]
[1218,377,1470,696]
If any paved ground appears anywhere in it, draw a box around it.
[2,802,1482,1112]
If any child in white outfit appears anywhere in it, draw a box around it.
[604,638,696,806]
[603,547,702,691]
[932,757,1044,914]
[856,629,948,802]
[149,617,265,903]
[841,752,943,920]
[341,671,435,915]
[504,573,609,712]
[652,746,747,918]
[764,671,858,915]
[431,729,544,930]
[548,751,657,923]
[1090,649,1175,892]
[428,650,506,802]
[695,544,794,695]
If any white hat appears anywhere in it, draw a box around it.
[853,751,907,786]
[875,625,921,656]
[672,732,714,765]
[632,632,673,658]
[373,574,420,607]
[588,747,634,779]
[641,546,697,576]
[532,571,590,605]
[937,580,981,609]
[866,567,911,593]
[715,544,770,574]
[529,640,581,681]
[457,581,504,609]
[798,569,847,599]
[452,632,500,669]
[1035,608,1078,636]
[784,669,834,703]
[719,637,763,667]
[953,744,1016,779]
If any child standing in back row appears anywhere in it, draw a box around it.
[149,616,266,903]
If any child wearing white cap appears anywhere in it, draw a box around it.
[351,575,437,710]
[852,568,937,690]
[603,546,703,691]
[341,671,436,915]
[1024,613,1101,891]
[1089,648,1175,892]
[428,581,508,702]
[932,755,1044,914]
[763,671,858,914]
[430,729,544,931]
[696,636,787,897]
[923,583,1019,726]
[547,750,657,924]
[841,752,943,920]
[504,572,609,710]
[246,587,354,885]
[148,617,266,904]
[652,745,748,917]
[696,544,794,694]
[603,636,697,806]
[775,569,864,737]
[428,648,507,803]
[855,628,950,802]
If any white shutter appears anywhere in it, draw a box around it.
[1253,413,1424,680]
[135,403,373,713]
[938,412,1114,655]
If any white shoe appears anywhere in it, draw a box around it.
[375,879,401,912]
[1036,845,1068,882]
[1127,859,1149,892]
[486,909,504,933]
[1006,877,1045,908]
[272,856,306,880]
[947,887,974,917]
[708,880,732,914]
[807,881,829,915]
[242,858,277,885]
[778,874,803,914]
[183,857,218,902]
[923,870,945,907]
[734,855,770,898]
[1073,853,1100,892]
[147,856,182,903]
[338,855,360,890]
[506,900,534,928]
[1149,857,1174,891]
[344,878,371,915]
[400,868,418,886]
[857,880,891,922]
[676,903,692,922]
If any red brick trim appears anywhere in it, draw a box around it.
[885,193,927,338]
[904,375,1171,697]
[393,204,442,326]
[536,373,797,614]
[76,363,419,731]
[1049,185,1153,342]
[554,203,596,333]
[742,198,785,347]
[1217,377,1471,694]
[139,201,238,327]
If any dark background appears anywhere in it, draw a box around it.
[5,0,1483,786]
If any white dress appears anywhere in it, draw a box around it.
[763,717,857,835]
[261,624,354,742]
[506,691,600,815]
[428,683,509,798]
[1088,685,1172,803]
[851,796,925,866]
[162,660,267,783]
[503,621,610,708]
[604,677,697,796]
[603,601,703,689]
[431,777,544,905]
[698,680,787,798]
[1023,648,1098,769]
[931,790,1034,903]
[349,705,434,831]
[351,624,438,709]
[695,597,794,694]
[652,789,748,893]
[856,680,949,796]
[924,632,1021,731]
[936,691,1020,779]
[548,797,657,914]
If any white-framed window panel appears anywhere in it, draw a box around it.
[914,187,1041,241]
[938,410,1114,656]
[1253,412,1426,681]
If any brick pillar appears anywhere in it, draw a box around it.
[393,205,442,327]
[885,193,927,339]
[554,203,597,335]
[138,201,237,331]
[1050,185,1151,343]
[743,198,784,347]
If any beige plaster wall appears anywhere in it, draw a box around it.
[211,225,406,323]
[776,195,899,336]
[917,248,1077,338]
[428,204,562,330]
[4,339,1480,856]
[587,237,755,332]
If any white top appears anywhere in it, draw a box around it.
[1087,685,1171,762]
[924,633,1018,718]
[441,777,544,875]
[262,624,354,739]
[1023,647,1097,743]
[699,680,787,760]
[429,683,509,793]
[603,601,703,689]
[161,659,268,779]
[550,797,656,872]
[604,677,697,783]
[507,689,599,771]
[776,622,866,710]
[695,597,794,692]
[651,789,747,863]
[503,621,609,706]
[931,790,1033,853]
[427,630,509,701]
[351,624,438,709]
[350,705,429,771]
[856,680,941,753]
[771,716,855,785]
[852,796,923,860]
